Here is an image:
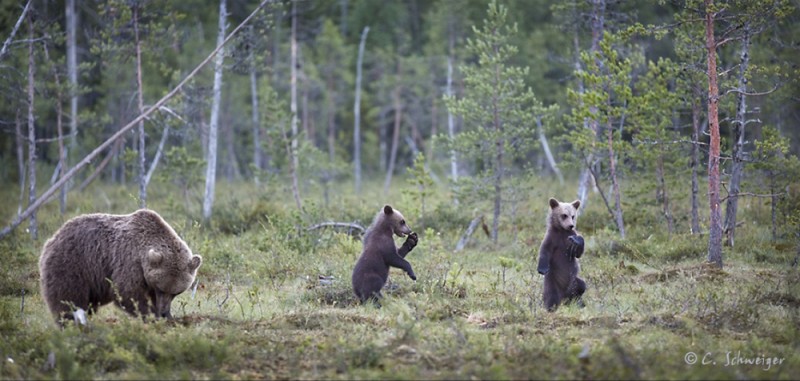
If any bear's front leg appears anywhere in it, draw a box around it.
[386,254,417,281]
[397,232,418,258]
[567,235,585,259]
[537,247,551,275]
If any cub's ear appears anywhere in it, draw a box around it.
[189,255,202,272]
[571,200,581,210]
[383,205,394,215]
[549,198,560,209]
[147,249,163,266]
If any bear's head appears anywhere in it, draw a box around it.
[549,198,580,232]
[142,243,202,319]
[382,205,412,237]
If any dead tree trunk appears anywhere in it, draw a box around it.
[383,77,402,195]
[724,24,750,248]
[690,93,702,234]
[27,10,37,240]
[536,116,563,184]
[491,46,503,245]
[249,26,261,185]
[446,33,458,182]
[42,43,67,215]
[289,0,302,211]
[606,119,625,238]
[655,150,674,234]
[134,5,147,208]
[203,0,227,223]
[66,0,78,153]
[353,26,369,195]
[15,110,25,217]
[704,0,723,268]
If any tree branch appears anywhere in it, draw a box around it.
[724,84,780,97]
[0,0,274,239]
[306,222,365,235]
[0,0,32,61]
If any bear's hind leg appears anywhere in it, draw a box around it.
[566,277,587,308]
[543,279,562,312]
[356,274,385,307]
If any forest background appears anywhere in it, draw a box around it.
[0,0,799,379]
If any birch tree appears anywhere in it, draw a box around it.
[288,0,302,210]
[26,7,37,239]
[203,0,227,223]
[353,26,368,195]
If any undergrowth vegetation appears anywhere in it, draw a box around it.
[0,176,798,380]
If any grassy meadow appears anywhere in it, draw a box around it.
[0,174,798,380]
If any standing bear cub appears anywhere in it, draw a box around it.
[352,205,418,304]
[537,198,586,311]
[39,209,202,325]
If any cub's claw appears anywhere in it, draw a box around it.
[408,271,417,281]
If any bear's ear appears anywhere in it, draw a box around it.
[147,249,163,266]
[549,198,560,209]
[383,205,394,215]
[571,200,581,210]
[189,255,202,272]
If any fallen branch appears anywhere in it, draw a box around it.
[306,222,365,235]
[455,215,484,252]
[0,0,273,239]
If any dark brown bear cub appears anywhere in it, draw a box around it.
[352,205,418,304]
[537,198,586,311]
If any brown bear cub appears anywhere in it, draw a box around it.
[537,198,586,311]
[352,205,418,305]
[39,209,202,325]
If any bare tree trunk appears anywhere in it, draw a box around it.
[249,26,261,185]
[27,10,37,240]
[690,94,702,234]
[289,0,302,211]
[134,5,147,208]
[769,172,777,241]
[0,0,271,239]
[353,26,369,195]
[536,116,563,184]
[144,125,169,187]
[724,24,750,248]
[203,0,227,223]
[42,43,67,215]
[606,119,625,238]
[383,83,402,195]
[705,0,723,268]
[491,45,503,244]
[655,152,674,234]
[66,0,78,160]
[446,34,458,182]
[15,110,26,217]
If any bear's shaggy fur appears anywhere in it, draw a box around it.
[352,205,418,304]
[536,198,586,311]
[38,209,202,325]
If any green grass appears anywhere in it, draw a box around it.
[0,175,798,380]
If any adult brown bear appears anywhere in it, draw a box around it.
[39,209,202,325]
